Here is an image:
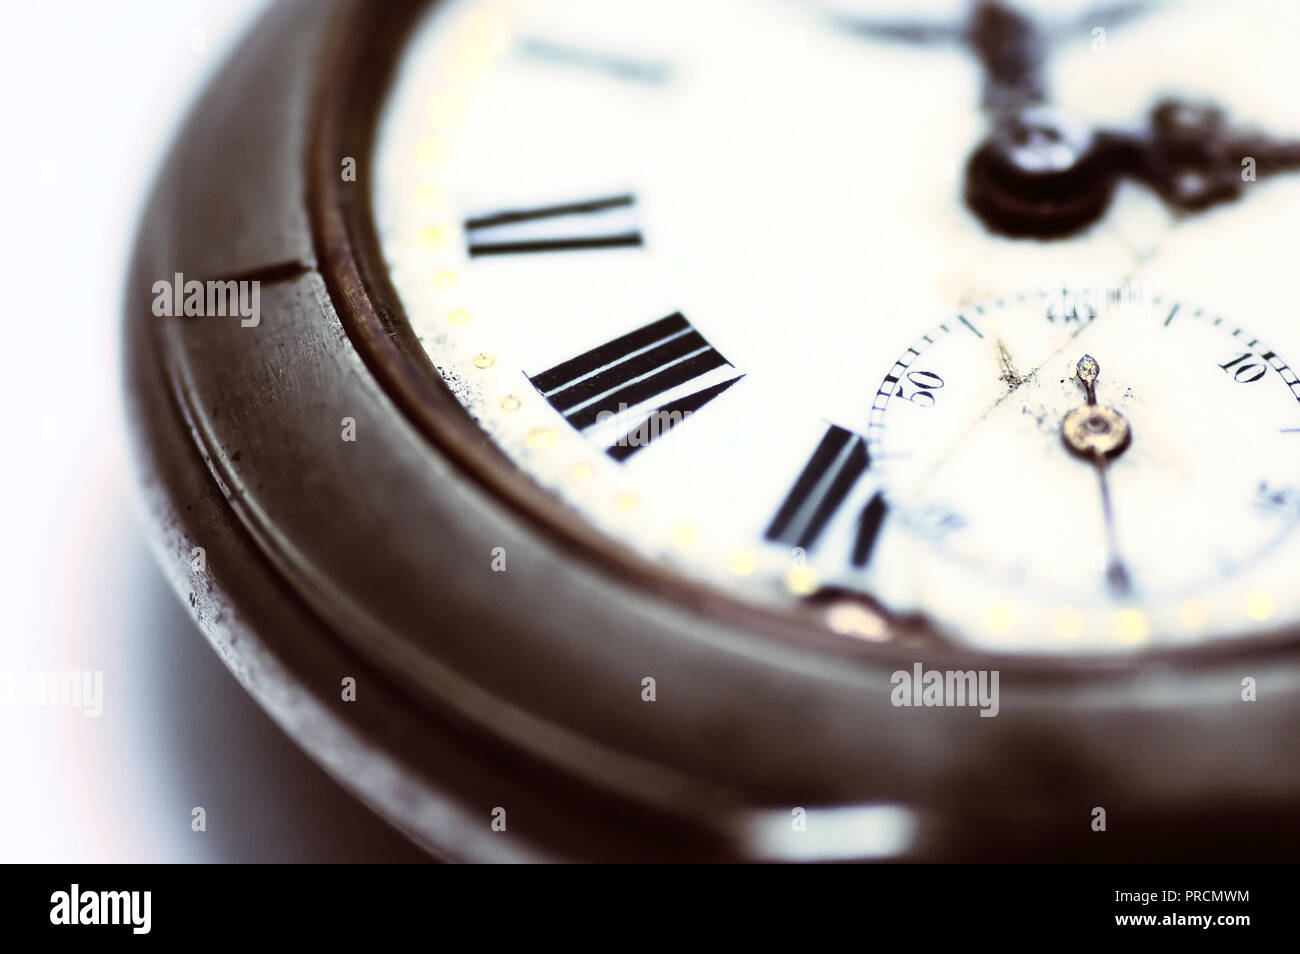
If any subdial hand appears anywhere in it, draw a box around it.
[1061,355,1133,596]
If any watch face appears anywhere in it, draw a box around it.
[371,0,1300,654]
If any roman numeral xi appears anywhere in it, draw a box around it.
[465,194,643,257]
[529,312,742,461]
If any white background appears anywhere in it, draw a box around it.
[0,0,426,862]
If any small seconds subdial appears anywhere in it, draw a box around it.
[863,285,1300,652]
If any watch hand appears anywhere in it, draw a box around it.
[1075,352,1099,405]
[1061,355,1132,596]
[823,1,1154,114]
[968,0,1044,115]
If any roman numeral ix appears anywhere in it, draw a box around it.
[465,194,643,257]
[529,312,742,461]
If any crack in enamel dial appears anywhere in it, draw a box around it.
[371,0,1300,654]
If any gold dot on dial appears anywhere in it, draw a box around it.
[671,524,698,549]
[1114,609,1149,645]
[1179,598,1209,631]
[412,182,444,207]
[983,601,1016,635]
[418,224,452,246]
[728,551,757,577]
[416,135,448,164]
[1246,591,1275,622]
[784,566,819,596]
[426,97,463,126]
[1052,606,1085,640]
[525,428,557,450]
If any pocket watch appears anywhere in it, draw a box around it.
[126,0,1300,860]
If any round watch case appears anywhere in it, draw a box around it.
[124,0,1300,861]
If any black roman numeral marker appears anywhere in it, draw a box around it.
[530,312,741,461]
[465,194,643,256]
[765,425,870,550]
[851,491,889,567]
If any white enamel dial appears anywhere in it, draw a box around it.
[371,0,1300,653]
